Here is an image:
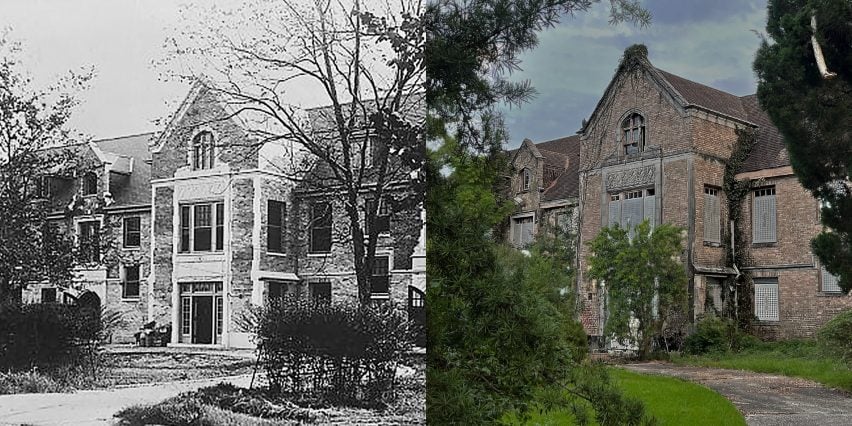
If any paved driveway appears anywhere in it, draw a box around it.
[624,362,852,426]
[0,374,256,426]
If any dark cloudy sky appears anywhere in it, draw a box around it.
[500,0,768,148]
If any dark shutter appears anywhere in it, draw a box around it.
[180,206,191,252]
[216,203,224,251]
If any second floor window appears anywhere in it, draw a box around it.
[123,217,141,248]
[366,197,390,234]
[82,172,98,195]
[180,202,225,253]
[704,187,721,243]
[622,113,645,155]
[522,168,531,191]
[267,200,286,253]
[753,186,777,244]
[78,221,100,263]
[309,202,332,253]
[192,131,215,170]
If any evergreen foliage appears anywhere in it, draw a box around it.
[754,0,852,292]
[586,221,688,359]
[817,309,852,364]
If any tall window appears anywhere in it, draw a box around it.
[371,256,390,295]
[753,187,777,243]
[622,113,645,155]
[522,168,531,191]
[78,221,100,263]
[179,202,225,252]
[38,176,51,198]
[704,187,721,243]
[511,215,534,247]
[192,131,215,170]
[754,278,779,321]
[366,197,390,234]
[123,217,141,248]
[309,202,332,253]
[82,172,98,195]
[267,200,286,253]
[123,265,140,299]
[609,188,656,235]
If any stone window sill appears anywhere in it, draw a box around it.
[267,252,287,257]
[307,252,331,258]
[703,241,722,247]
[752,242,777,248]
[818,292,844,297]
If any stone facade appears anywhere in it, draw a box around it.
[26,82,426,348]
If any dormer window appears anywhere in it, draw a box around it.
[82,172,98,196]
[192,131,215,170]
[522,168,531,191]
[622,113,645,155]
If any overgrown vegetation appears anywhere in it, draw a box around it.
[683,315,758,355]
[586,221,689,359]
[0,369,71,395]
[817,309,852,364]
[241,298,414,408]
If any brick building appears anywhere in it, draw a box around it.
[29,82,425,347]
[513,46,851,341]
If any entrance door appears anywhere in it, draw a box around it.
[192,296,214,344]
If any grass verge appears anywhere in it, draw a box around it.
[673,340,852,392]
[506,368,744,425]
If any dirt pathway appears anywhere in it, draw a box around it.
[0,374,256,425]
[624,362,852,426]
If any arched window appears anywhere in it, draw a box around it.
[621,113,645,155]
[192,131,215,170]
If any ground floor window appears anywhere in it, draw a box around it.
[511,215,534,247]
[408,286,426,347]
[41,288,56,303]
[754,278,779,321]
[821,267,842,293]
[179,282,223,344]
[123,265,140,299]
[310,281,332,303]
[371,256,390,296]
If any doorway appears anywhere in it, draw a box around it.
[179,282,223,345]
[192,296,213,344]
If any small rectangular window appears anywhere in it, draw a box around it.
[309,202,332,253]
[754,278,779,321]
[311,281,332,303]
[123,217,141,248]
[41,288,57,304]
[123,265,140,299]
[371,256,390,295]
[822,267,842,293]
[267,200,285,253]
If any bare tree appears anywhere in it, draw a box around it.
[161,0,424,303]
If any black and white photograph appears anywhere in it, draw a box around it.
[0,0,424,424]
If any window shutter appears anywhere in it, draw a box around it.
[522,217,534,245]
[622,197,643,230]
[754,279,779,321]
[753,188,777,243]
[643,194,655,227]
[609,198,621,227]
[512,219,522,245]
[704,189,720,243]
[822,267,842,293]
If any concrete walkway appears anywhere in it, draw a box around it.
[0,374,258,425]
[624,362,852,426]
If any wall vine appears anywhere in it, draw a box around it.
[722,127,757,330]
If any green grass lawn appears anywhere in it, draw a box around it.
[673,340,852,392]
[506,368,744,425]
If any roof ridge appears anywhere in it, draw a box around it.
[93,131,156,143]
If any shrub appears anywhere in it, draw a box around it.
[818,309,852,363]
[0,369,71,394]
[115,394,206,425]
[195,383,316,422]
[247,298,414,407]
[684,315,757,355]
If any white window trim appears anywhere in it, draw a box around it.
[120,264,142,300]
[369,251,394,300]
[122,216,142,250]
[74,216,105,266]
[189,129,218,171]
[179,201,225,253]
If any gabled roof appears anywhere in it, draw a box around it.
[579,45,788,173]
[538,136,580,201]
[96,133,155,207]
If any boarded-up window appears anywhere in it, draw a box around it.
[512,216,534,247]
[822,267,842,293]
[643,188,656,227]
[622,190,643,236]
[704,187,721,243]
[608,194,621,227]
[753,187,777,243]
[754,278,779,321]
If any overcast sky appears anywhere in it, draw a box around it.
[500,0,768,148]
